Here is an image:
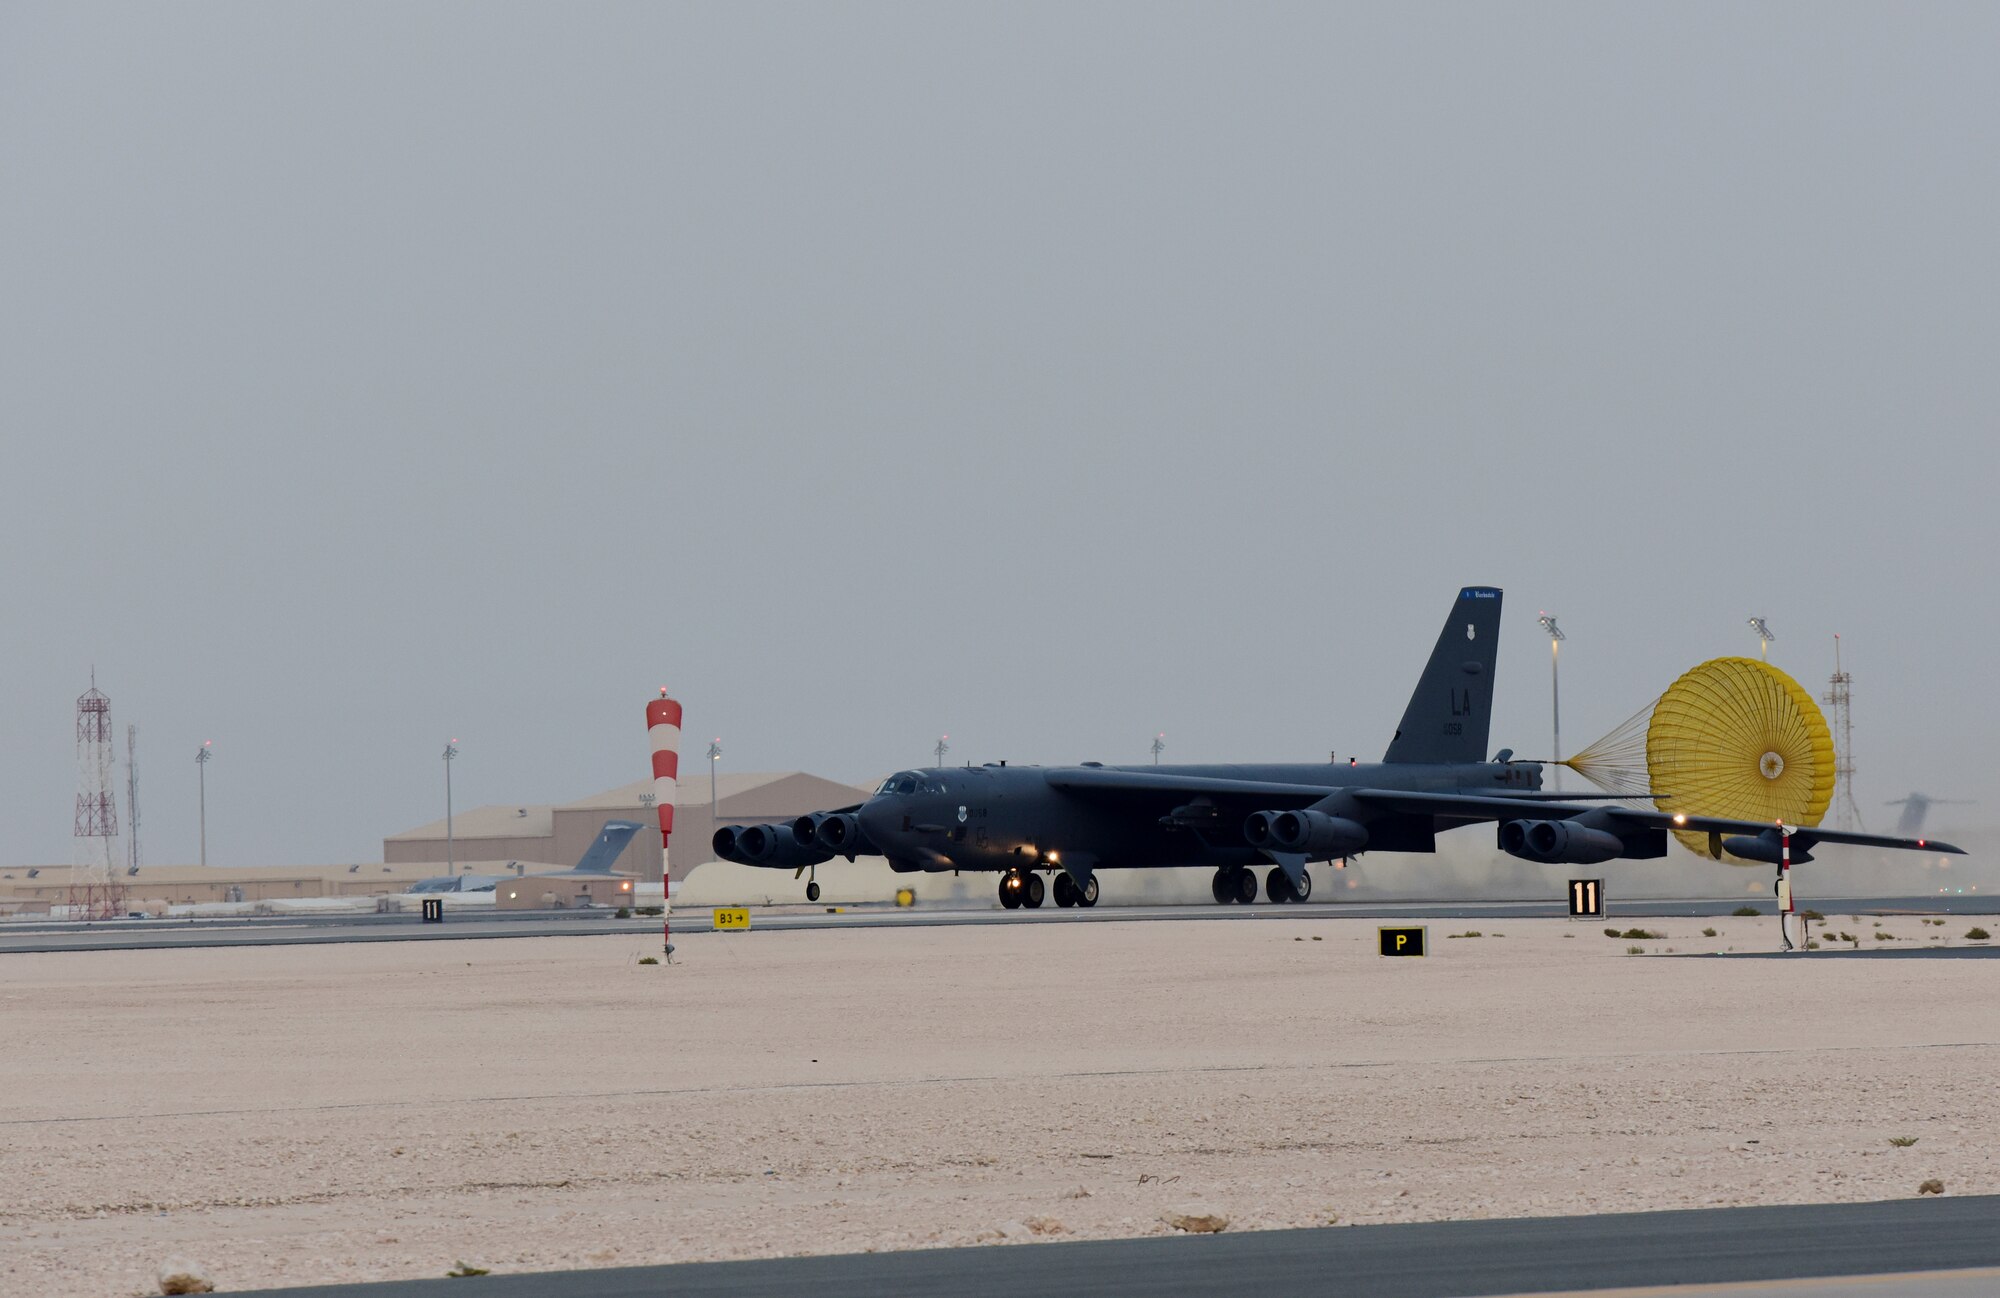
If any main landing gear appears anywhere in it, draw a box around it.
[1209,865,1312,904]
[1051,872,1099,908]
[1211,865,1260,904]
[998,869,1045,910]
[1266,867,1311,904]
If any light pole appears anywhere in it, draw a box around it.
[442,740,458,875]
[1151,733,1165,765]
[707,738,721,816]
[195,741,212,866]
[1537,613,1564,792]
[1748,617,1774,660]
[934,734,949,767]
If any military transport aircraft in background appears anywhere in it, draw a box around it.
[713,587,1961,908]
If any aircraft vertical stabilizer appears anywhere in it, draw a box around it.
[1382,587,1503,764]
[574,820,644,874]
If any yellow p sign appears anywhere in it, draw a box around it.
[1378,925,1427,957]
[713,907,751,931]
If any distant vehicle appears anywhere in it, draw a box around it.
[715,587,1961,908]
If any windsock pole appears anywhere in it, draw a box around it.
[646,691,682,957]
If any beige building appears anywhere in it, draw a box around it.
[0,862,440,914]
[384,771,873,883]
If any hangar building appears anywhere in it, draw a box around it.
[383,771,872,883]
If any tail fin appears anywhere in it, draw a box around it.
[1382,587,1503,764]
[574,819,644,873]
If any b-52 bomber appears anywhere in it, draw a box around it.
[713,587,1959,907]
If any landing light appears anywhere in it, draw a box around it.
[1673,814,1686,825]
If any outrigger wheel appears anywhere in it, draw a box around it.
[1646,657,1835,862]
[805,881,820,902]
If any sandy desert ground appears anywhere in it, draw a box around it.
[4,913,1998,1296]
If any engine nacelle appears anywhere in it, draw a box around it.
[814,812,877,858]
[1272,810,1369,858]
[791,813,830,847]
[1244,809,1368,859]
[1499,819,1625,865]
[711,825,742,862]
[730,822,830,870]
[1242,811,1279,848]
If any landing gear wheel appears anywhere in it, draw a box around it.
[1052,872,1077,908]
[1290,868,1311,902]
[1234,867,1259,905]
[1212,870,1232,905]
[1267,867,1294,903]
[1024,872,1046,908]
[999,873,1022,909]
[1078,875,1099,907]
[805,881,821,902]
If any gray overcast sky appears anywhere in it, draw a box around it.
[3,3,1995,866]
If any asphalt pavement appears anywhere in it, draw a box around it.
[224,1195,2000,1298]
[1,894,1995,954]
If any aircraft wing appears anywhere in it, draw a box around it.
[1345,789,1965,854]
[1044,768,1338,803]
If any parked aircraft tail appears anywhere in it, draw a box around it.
[1382,587,1503,764]
[574,820,644,873]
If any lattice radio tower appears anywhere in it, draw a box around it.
[1823,635,1864,832]
[69,673,127,919]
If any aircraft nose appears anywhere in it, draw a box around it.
[856,797,899,847]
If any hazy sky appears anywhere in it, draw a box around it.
[4,3,1995,866]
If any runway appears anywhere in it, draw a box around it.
[224,1196,2000,1297]
[0,893,1991,954]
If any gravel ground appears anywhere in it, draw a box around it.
[4,915,1996,1295]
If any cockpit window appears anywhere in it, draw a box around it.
[876,771,924,796]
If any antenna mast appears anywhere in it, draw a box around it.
[1823,635,1862,832]
[126,724,140,872]
[70,674,126,919]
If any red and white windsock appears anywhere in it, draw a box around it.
[645,691,682,953]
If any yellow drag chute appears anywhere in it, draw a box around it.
[1568,657,1836,863]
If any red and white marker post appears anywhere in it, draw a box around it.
[645,691,682,956]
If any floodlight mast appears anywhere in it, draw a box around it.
[1537,613,1564,792]
[1151,733,1165,765]
[1749,617,1774,660]
[707,738,722,816]
[935,734,949,767]
[194,741,212,867]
